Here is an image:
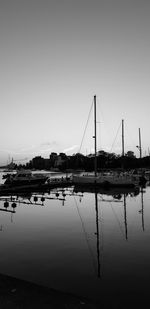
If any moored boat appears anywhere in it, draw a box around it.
[72,95,139,188]
[73,172,139,188]
[3,170,49,187]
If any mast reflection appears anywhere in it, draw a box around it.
[139,186,145,232]
[95,191,101,278]
[74,184,140,278]
[123,193,128,240]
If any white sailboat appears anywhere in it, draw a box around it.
[73,95,139,188]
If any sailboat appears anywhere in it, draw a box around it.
[73,95,139,188]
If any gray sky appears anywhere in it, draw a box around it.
[0,0,150,164]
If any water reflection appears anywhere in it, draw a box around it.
[0,190,66,211]
[0,174,150,301]
[73,185,142,279]
[140,187,145,232]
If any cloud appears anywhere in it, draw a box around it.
[40,141,58,147]
[40,148,53,154]
[63,145,79,153]
[0,142,78,165]
[2,141,59,156]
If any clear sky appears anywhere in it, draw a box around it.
[0,0,150,164]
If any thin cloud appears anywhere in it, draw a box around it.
[63,145,79,153]
[40,148,53,154]
[3,142,59,156]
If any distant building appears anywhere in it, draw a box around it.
[7,158,16,170]
[54,153,67,168]
[49,152,58,168]
[31,156,45,169]
[44,158,51,170]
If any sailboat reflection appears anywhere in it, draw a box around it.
[123,193,128,240]
[95,190,101,278]
[73,185,141,278]
[139,187,145,231]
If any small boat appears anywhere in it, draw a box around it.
[4,170,49,187]
[73,96,139,188]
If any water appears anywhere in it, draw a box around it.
[0,170,150,302]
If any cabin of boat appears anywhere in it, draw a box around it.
[4,170,49,186]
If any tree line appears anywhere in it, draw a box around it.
[15,150,150,171]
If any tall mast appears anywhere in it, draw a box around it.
[139,128,142,159]
[94,95,97,177]
[122,119,125,157]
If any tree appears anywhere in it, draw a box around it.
[126,151,136,158]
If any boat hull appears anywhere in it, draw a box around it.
[72,175,139,188]
[5,178,48,187]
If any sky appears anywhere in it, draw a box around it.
[0,0,150,165]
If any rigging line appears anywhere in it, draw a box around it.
[73,196,97,276]
[78,99,94,153]
[109,120,122,153]
[109,201,125,238]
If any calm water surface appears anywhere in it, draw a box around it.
[0,171,150,301]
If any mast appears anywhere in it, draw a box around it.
[94,95,97,177]
[139,128,142,159]
[122,119,125,157]
[121,119,125,170]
